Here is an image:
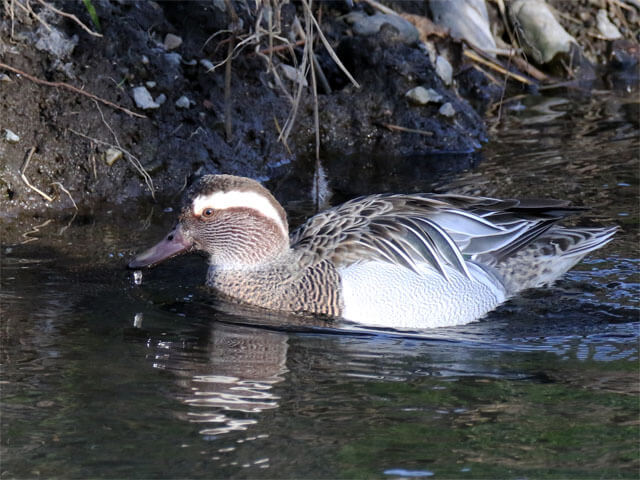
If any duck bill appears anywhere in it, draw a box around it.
[128,225,193,269]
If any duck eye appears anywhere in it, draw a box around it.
[202,208,214,218]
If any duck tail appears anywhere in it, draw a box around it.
[493,225,618,295]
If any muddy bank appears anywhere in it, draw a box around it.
[0,1,484,219]
[0,0,637,220]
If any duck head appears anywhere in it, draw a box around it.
[129,175,290,270]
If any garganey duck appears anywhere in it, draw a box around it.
[129,174,616,329]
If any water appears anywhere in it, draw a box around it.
[2,93,638,478]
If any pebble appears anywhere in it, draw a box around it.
[164,33,183,51]
[34,26,78,59]
[405,86,443,105]
[435,56,453,85]
[200,59,215,71]
[4,129,19,143]
[141,54,150,65]
[145,81,156,89]
[155,93,167,105]
[164,53,182,66]
[0,73,11,82]
[596,9,622,40]
[175,95,191,109]
[105,148,123,166]
[280,64,308,87]
[439,102,456,117]
[132,86,160,110]
[347,11,419,45]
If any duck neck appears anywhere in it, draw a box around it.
[207,226,290,271]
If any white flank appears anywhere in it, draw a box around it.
[339,261,507,329]
[192,190,287,236]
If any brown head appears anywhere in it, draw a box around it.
[129,175,290,270]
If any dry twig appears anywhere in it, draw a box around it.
[35,0,102,37]
[255,39,306,56]
[12,0,52,33]
[380,123,433,136]
[463,49,534,85]
[51,182,78,210]
[223,0,240,141]
[68,127,155,199]
[302,0,360,89]
[20,147,54,202]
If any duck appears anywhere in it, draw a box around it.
[129,174,617,329]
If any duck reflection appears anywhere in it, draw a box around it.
[147,320,288,437]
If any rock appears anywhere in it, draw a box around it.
[510,0,578,64]
[280,64,308,87]
[175,95,191,109]
[0,73,11,83]
[430,0,496,56]
[145,81,157,88]
[155,94,167,105]
[34,25,78,59]
[405,86,443,105]
[164,53,182,66]
[346,11,419,45]
[141,55,150,65]
[597,9,622,40]
[200,59,215,71]
[4,129,19,143]
[439,102,456,117]
[435,56,453,85]
[132,86,160,110]
[56,61,75,80]
[105,148,123,166]
[164,33,183,51]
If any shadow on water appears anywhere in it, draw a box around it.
[2,92,639,478]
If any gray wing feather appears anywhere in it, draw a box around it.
[290,193,597,281]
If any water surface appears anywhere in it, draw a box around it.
[2,93,638,478]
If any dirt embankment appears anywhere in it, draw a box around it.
[0,0,637,221]
[0,1,490,219]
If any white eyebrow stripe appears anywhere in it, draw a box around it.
[192,190,287,236]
